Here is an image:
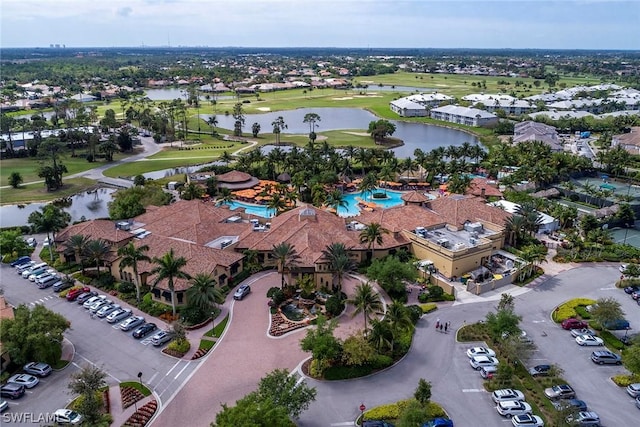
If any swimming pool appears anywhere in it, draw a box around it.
[224,189,410,218]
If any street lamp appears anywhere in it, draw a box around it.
[134,371,143,412]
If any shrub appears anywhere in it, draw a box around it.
[553,298,597,322]
[406,305,424,324]
[600,330,625,350]
[167,338,190,354]
[325,295,344,317]
[94,273,116,290]
[418,292,429,303]
[117,281,136,294]
[612,374,640,387]
[180,305,209,325]
[575,306,591,319]
[369,354,393,369]
[420,303,438,314]
[364,399,413,421]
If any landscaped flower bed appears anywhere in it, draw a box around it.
[123,399,157,427]
[120,385,144,409]
[269,311,311,337]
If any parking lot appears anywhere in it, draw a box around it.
[0,262,203,425]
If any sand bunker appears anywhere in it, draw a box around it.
[332,97,353,100]
[256,107,271,111]
[343,131,370,137]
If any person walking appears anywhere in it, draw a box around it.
[435,319,440,330]
[439,324,443,333]
[444,322,448,333]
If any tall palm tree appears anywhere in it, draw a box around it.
[65,234,90,272]
[322,243,355,294]
[117,242,151,305]
[267,193,287,216]
[186,273,223,313]
[28,205,71,262]
[271,242,301,289]
[150,248,192,317]
[348,282,383,333]
[359,222,389,261]
[83,239,111,274]
[385,300,414,346]
[358,172,378,200]
[368,318,393,352]
[325,189,348,212]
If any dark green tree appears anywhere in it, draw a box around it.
[8,171,22,188]
[151,248,192,316]
[212,392,295,427]
[300,315,342,376]
[28,204,71,262]
[67,364,108,425]
[414,378,432,406]
[256,369,317,419]
[117,242,151,305]
[347,282,382,333]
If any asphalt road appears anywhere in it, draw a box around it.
[298,264,639,427]
[0,255,203,426]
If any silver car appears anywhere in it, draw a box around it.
[106,308,132,324]
[151,330,174,346]
[89,299,113,314]
[8,373,39,389]
[96,303,121,318]
[83,295,106,309]
[120,316,145,331]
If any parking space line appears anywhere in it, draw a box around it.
[461,388,485,392]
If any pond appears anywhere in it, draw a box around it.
[144,88,235,101]
[0,188,116,228]
[204,107,477,158]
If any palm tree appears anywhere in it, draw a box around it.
[216,187,235,206]
[325,189,348,212]
[385,300,414,346]
[322,243,355,294]
[271,242,301,289]
[358,172,378,200]
[180,182,205,200]
[28,205,71,262]
[271,116,287,145]
[359,222,389,261]
[348,282,383,333]
[117,242,151,305]
[65,234,90,272]
[150,248,192,317]
[186,273,223,313]
[267,193,287,216]
[83,239,111,274]
[504,215,527,247]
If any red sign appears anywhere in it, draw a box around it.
[359,403,366,412]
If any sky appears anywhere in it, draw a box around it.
[1,0,638,50]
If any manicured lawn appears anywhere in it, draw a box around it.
[205,314,229,338]
[0,177,97,205]
[120,380,152,397]
[198,339,216,351]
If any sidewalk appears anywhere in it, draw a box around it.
[108,385,156,427]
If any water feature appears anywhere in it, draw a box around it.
[281,303,304,321]
[0,188,116,228]
[144,88,234,101]
[204,107,477,157]
[338,189,405,217]
[224,200,276,218]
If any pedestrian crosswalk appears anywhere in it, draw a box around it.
[28,295,57,306]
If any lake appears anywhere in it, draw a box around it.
[0,188,116,228]
[205,107,477,158]
[144,88,235,101]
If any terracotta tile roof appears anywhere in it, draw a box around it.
[358,204,444,233]
[236,205,362,266]
[428,195,512,228]
[0,296,14,320]
[401,190,429,203]
[135,234,243,292]
[55,219,134,245]
[466,178,503,198]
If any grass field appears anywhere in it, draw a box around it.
[0,177,97,205]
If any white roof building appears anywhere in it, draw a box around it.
[430,105,498,127]
[390,98,427,117]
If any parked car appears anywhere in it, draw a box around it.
[151,330,174,346]
[626,383,640,398]
[96,303,121,318]
[66,287,91,301]
[8,373,39,389]
[575,335,604,346]
[53,280,73,292]
[470,356,499,370]
[466,346,496,358]
[636,396,640,410]
[15,261,36,273]
[120,316,145,331]
[624,285,640,294]
[42,237,50,247]
[631,291,640,301]
[107,308,132,324]
[33,272,52,283]
[233,284,251,300]
[544,384,576,400]
[496,400,532,417]
[0,383,25,400]
[10,256,31,267]
[38,276,59,289]
[570,328,596,338]
[492,389,525,403]
[23,362,52,377]
[77,291,98,304]
[566,411,600,427]
[561,318,589,330]
[133,323,157,339]
[53,409,83,425]
[422,419,453,427]
[528,364,551,377]
[511,414,544,427]
[602,319,630,330]
[553,399,587,412]
[83,295,106,309]
[480,365,498,379]
[27,268,48,281]
[0,399,8,412]
[26,237,37,247]
[89,298,113,314]
[590,350,622,365]
[620,264,629,273]
[20,261,46,274]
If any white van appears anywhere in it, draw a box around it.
[496,400,532,417]
[20,262,46,277]
[37,275,58,289]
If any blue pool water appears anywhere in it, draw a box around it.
[224,189,408,218]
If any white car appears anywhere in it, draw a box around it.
[492,389,525,403]
[89,299,113,314]
[8,373,39,389]
[96,303,121,318]
[620,264,628,273]
[466,346,496,358]
[496,400,532,417]
[512,414,544,427]
[575,334,604,346]
[626,383,640,398]
[120,316,145,331]
[470,355,499,370]
[107,308,132,324]
[83,295,106,309]
[54,409,83,425]
[570,328,596,338]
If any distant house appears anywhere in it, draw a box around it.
[489,199,559,233]
[613,127,640,154]
[70,93,97,103]
[513,121,563,152]
[390,98,427,117]
[430,105,498,127]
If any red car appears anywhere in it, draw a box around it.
[66,287,91,302]
[561,318,588,330]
